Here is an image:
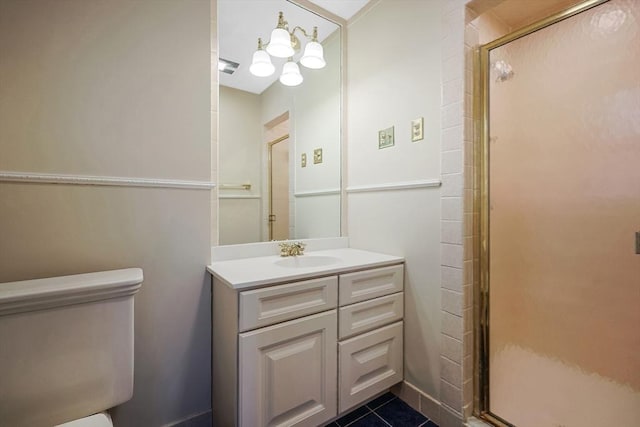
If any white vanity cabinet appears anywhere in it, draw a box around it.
[210,250,404,427]
[336,265,404,413]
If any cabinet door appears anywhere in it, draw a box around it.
[239,310,337,427]
[338,321,403,413]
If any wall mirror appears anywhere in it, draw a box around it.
[217,0,342,245]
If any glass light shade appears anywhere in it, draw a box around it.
[249,50,275,77]
[266,28,294,58]
[279,61,303,86]
[300,41,326,69]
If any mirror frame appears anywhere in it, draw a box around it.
[214,0,348,246]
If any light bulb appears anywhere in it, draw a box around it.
[266,28,294,58]
[300,41,326,69]
[279,60,303,86]
[249,49,275,77]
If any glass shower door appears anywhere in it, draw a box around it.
[485,1,640,425]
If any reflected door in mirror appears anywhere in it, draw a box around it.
[269,135,290,240]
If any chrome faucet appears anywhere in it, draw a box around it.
[279,241,306,257]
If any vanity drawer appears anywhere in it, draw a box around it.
[239,276,337,332]
[339,292,403,339]
[338,321,403,413]
[339,264,403,306]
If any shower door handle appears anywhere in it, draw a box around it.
[636,232,640,254]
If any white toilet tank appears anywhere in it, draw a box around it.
[0,268,143,427]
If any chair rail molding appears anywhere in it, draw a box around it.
[346,179,442,193]
[0,171,216,190]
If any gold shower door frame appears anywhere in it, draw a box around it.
[474,1,612,425]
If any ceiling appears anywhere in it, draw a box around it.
[490,0,583,29]
[307,0,371,20]
[218,0,370,94]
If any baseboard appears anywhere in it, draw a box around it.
[466,417,493,427]
[391,380,466,427]
[164,410,212,427]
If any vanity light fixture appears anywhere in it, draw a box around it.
[249,11,326,86]
[249,39,275,77]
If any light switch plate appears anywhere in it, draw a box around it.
[378,126,395,149]
[411,117,424,142]
[301,153,307,167]
[313,148,323,164]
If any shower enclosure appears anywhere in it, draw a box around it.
[476,0,640,425]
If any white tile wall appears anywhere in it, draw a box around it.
[442,197,463,221]
[441,356,463,386]
[442,173,464,197]
[441,379,463,412]
[442,266,464,292]
[442,333,463,364]
[442,289,464,316]
[442,311,464,340]
[442,243,464,268]
[442,220,464,245]
[442,102,465,129]
[443,78,464,106]
[442,125,464,151]
[440,0,476,424]
[442,150,464,174]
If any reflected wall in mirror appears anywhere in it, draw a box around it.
[218,0,342,245]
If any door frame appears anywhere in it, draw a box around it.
[474,1,610,424]
[267,134,290,240]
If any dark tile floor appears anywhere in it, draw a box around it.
[325,392,439,427]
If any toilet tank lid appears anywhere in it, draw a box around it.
[0,268,143,316]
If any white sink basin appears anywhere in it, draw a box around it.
[274,255,341,269]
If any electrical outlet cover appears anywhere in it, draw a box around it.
[313,148,323,164]
[378,126,395,149]
[411,117,424,142]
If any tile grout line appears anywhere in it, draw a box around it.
[340,394,439,427]
[367,395,398,412]
[342,407,373,427]
[338,393,397,427]
[372,411,393,427]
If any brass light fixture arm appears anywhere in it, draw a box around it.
[259,12,319,53]
[276,11,288,30]
[290,26,318,52]
[292,25,318,40]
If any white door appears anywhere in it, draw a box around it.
[269,137,290,241]
[239,310,337,427]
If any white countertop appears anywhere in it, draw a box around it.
[207,248,404,290]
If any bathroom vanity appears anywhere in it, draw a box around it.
[208,244,404,427]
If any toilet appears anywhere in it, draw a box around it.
[0,268,143,427]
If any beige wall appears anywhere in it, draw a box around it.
[347,2,476,424]
[218,86,262,244]
[475,10,510,44]
[347,0,443,401]
[0,0,214,425]
[293,33,341,239]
